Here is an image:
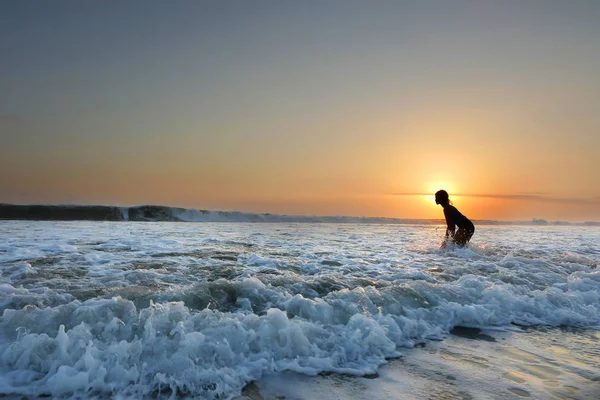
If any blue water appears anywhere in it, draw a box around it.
[1,221,598,398]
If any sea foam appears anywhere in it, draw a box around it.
[0,221,598,398]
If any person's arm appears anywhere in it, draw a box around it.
[444,207,456,237]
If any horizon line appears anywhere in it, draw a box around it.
[391,193,600,206]
[0,202,598,225]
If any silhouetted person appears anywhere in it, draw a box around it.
[435,190,474,247]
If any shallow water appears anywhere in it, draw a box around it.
[252,327,600,400]
[0,221,598,398]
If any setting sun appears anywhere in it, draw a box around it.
[420,182,455,207]
[426,182,456,196]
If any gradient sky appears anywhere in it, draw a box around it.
[1,1,599,221]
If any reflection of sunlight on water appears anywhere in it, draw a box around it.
[470,243,493,255]
[509,328,600,398]
[548,344,594,371]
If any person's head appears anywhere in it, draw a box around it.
[435,190,449,207]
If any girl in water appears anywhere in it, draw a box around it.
[435,190,474,247]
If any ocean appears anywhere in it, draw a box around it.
[0,221,598,399]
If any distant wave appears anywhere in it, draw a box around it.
[0,203,598,226]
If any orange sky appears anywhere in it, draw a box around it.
[1,2,599,221]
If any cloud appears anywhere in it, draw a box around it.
[391,192,600,206]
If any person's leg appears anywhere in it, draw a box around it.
[465,228,474,242]
[453,229,468,247]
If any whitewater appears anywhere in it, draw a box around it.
[0,221,598,399]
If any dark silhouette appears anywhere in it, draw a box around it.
[0,204,122,221]
[435,190,474,247]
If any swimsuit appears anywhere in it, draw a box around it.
[444,205,474,244]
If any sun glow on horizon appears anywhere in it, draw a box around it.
[423,181,457,208]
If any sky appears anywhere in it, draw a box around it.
[1,0,599,221]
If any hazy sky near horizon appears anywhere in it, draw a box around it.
[1,1,599,221]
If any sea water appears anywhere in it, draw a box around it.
[0,221,598,399]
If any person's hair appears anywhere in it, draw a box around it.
[435,189,450,206]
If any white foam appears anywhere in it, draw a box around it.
[0,221,598,398]
[9,263,36,279]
